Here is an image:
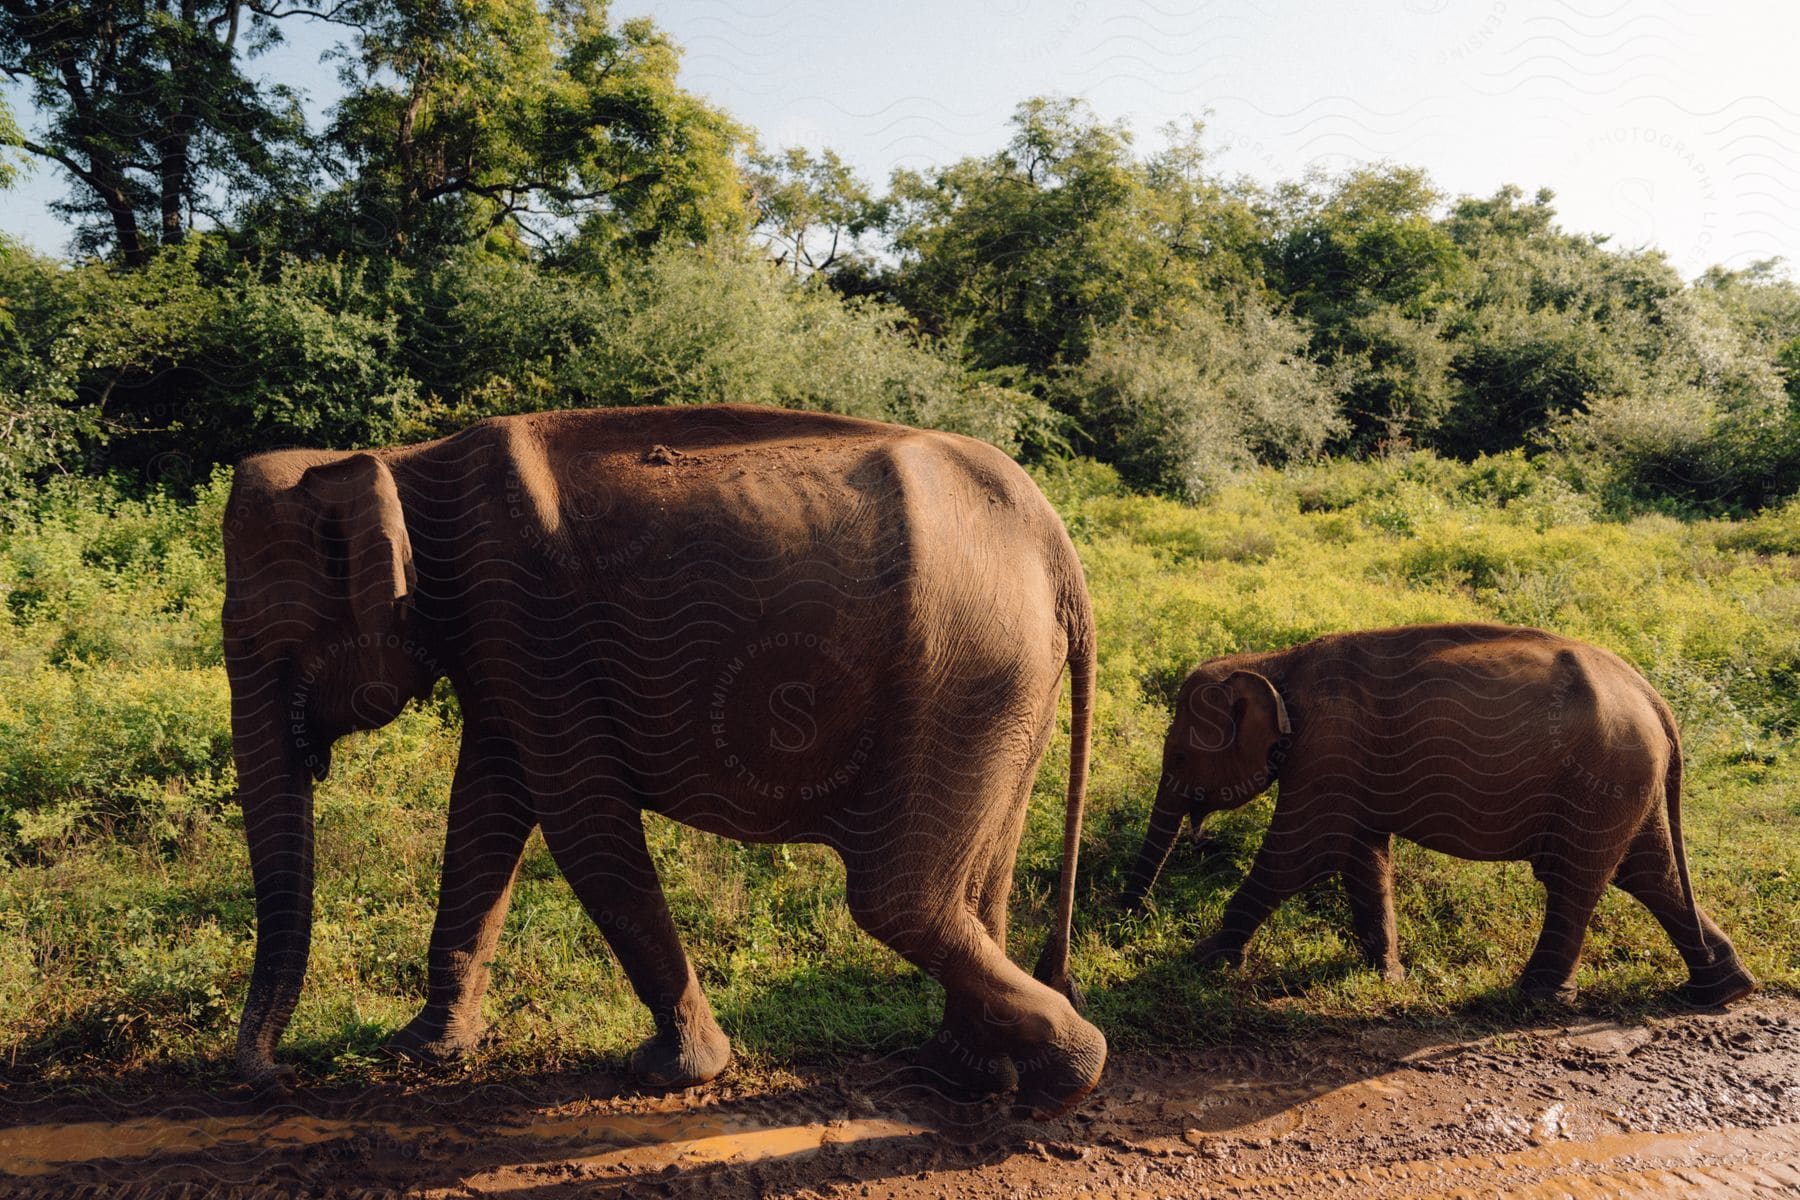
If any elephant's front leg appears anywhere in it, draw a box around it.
[1195,814,1333,969]
[538,798,731,1090]
[388,731,534,1062]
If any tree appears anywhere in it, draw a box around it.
[0,97,22,189]
[884,97,1168,375]
[1695,259,1800,406]
[882,102,1275,386]
[1268,166,1468,449]
[0,237,93,500]
[321,0,747,259]
[744,145,875,277]
[0,0,316,264]
[1139,118,1269,297]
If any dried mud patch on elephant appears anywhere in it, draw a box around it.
[2,995,1798,1198]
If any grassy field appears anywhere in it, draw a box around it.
[3,452,1797,1088]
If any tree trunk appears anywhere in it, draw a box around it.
[159,123,193,246]
[109,201,147,266]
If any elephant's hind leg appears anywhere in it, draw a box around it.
[915,833,1026,1097]
[539,797,731,1090]
[1342,833,1405,983]
[1613,820,1756,1007]
[846,857,1105,1120]
[388,730,535,1063]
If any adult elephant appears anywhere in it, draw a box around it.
[221,405,1104,1117]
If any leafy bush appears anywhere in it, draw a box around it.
[1440,300,1639,458]
[177,256,419,466]
[573,246,1052,452]
[0,664,233,851]
[0,472,231,856]
[0,240,93,505]
[1716,495,1800,556]
[0,244,419,483]
[1550,288,1800,512]
[1062,298,1345,499]
[1,240,1054,487]
[400,245,1053,453]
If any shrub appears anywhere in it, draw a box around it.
[0,240,93,505]
[0,664,233,843]
[1439,301,1640,458]
[395,245,1054,453]
[177,256,419,466]
[1540,280,1800,512]
[1061,299,1345,500]
[568,246,1051,452]
[0,472,231,858]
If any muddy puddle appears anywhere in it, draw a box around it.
[0,1107,936,1188]
[3,994,1796,1197]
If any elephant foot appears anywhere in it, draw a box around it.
[385,1012,484,1064]
[1013,1020,1108,1122]
[237,1052,298,1097]
[912,1027,1018,1097]
[1192,934,1244,971]
[630,1022,732,1091]
[1517,976,1578,1006]
[1682,956,1757,1009]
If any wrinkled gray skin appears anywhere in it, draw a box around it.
[222,405,1105,1117]
[1127,624,1756,1007]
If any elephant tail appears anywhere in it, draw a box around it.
[1033,604,1096,1012]
[1660,703,1710,959]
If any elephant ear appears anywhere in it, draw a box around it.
[1224,669,1290,768]
[300,453,414,639]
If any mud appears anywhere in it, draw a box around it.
[3,994,1796,1198]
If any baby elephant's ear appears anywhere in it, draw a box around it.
[1226,670,1290,759]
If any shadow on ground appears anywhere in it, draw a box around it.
[10,987,1796,1199]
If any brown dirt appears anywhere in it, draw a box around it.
[4,994,1797,1198]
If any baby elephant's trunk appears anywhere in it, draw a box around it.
[1124,778,1187,908]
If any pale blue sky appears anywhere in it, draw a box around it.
[6,0,1797,277]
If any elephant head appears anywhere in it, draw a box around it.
[1124,669,1290,907]
[221,451,436,1086]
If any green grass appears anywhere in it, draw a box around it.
[3,452,1798,1090]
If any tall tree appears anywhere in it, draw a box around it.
[323,0,747,259]
[1267,166,1469,448]
[744,145,875,277]
[882,100,1268,379]
[0,97,22,188]
[884,97,1154,375]
[0,0,315,264]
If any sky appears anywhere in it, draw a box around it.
[5,0,1798,278]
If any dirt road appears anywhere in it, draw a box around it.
[4,995,1796,1198]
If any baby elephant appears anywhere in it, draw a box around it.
[1128,623,1755,1006]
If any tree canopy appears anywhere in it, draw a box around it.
[0,0,318,264]
[3,19,1798,514]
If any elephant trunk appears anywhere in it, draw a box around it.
[230,683,315,1089]
[1124,777,1188,909]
